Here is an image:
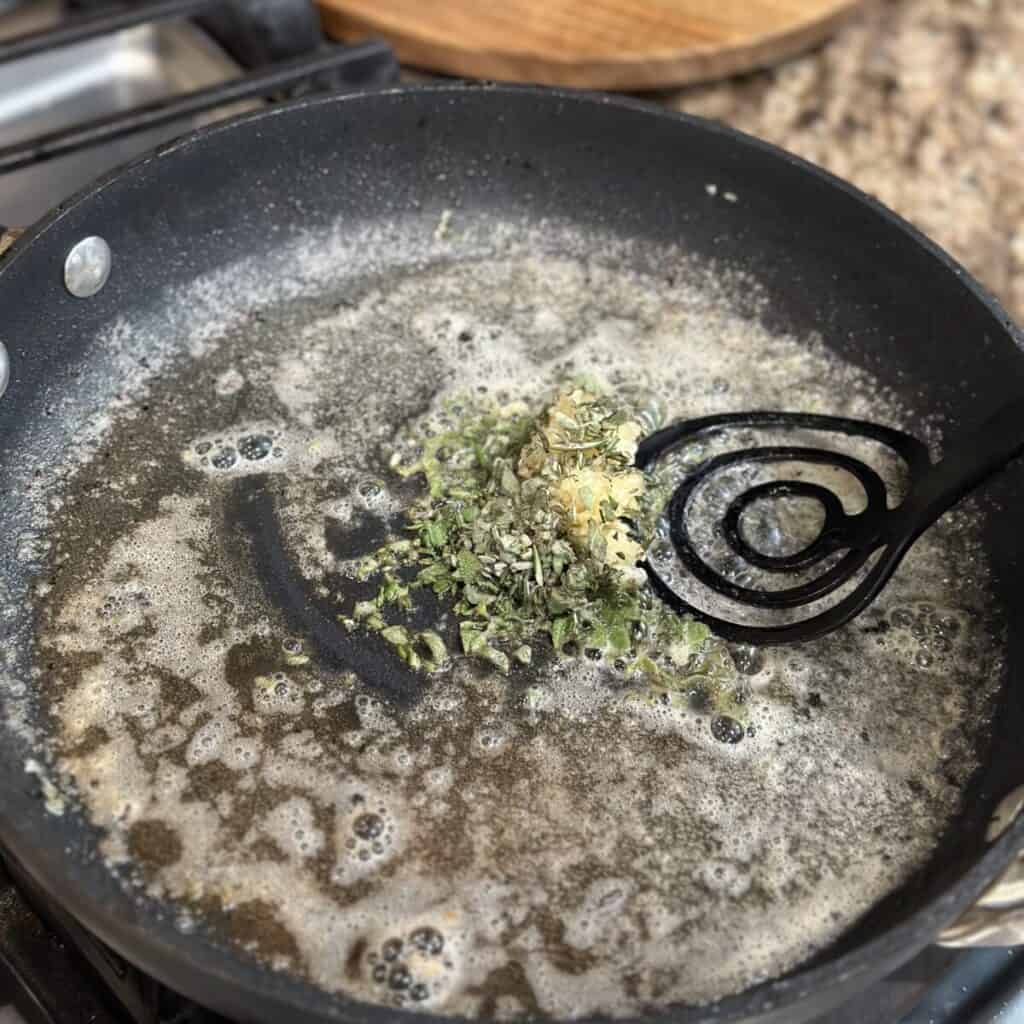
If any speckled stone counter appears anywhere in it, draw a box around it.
[663,0,1024,325]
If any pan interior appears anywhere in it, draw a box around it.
[5,211,1008,1019]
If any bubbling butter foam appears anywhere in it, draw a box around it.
[31,243,1002,1019]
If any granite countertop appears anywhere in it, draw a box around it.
[662,0,1024,326]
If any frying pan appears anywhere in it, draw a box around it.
[0,84,1023,1024]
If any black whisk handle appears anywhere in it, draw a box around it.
[896,397,1024,541]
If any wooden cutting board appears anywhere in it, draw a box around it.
[317,0,863,90]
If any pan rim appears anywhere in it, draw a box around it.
[1,82,1022,1024]
[7,82,1023,353]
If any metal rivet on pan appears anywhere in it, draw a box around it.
[64,236,111,298]
[0,341,8,400]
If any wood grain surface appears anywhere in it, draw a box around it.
[317,0,863,89]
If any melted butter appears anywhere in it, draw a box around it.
[30,245,1003,1018]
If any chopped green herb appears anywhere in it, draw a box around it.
[341,383,738,702]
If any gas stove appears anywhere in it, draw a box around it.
[0,0,399,226]
[0,3,1022,1022]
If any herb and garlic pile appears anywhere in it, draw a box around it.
[343,384,738,711]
